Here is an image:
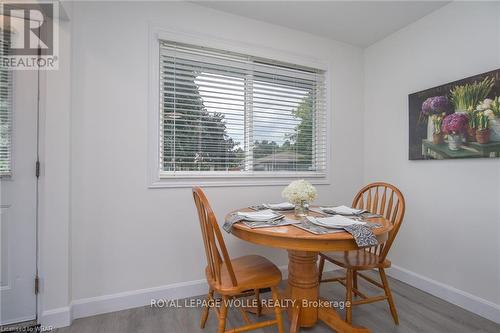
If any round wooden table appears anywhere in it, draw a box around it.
[228,208,393,333]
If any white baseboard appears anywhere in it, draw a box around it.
[388,264,500,324]
[41,264,500,328]
[40,306,72,328]
[1,315,36,326]
[40,265,289,328]
[71,278,210,320]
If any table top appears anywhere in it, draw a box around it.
[227,207,393,252]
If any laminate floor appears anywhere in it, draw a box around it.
[56,272,500,333]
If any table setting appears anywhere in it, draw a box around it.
[223,180,383,248]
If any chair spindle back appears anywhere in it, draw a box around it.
[352,182,405,262]
[192,187,237,287]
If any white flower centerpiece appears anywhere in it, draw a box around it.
[480,97,500,141]
[282,179,317,217]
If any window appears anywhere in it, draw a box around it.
[158,41,327,179]
[0,29,12,176]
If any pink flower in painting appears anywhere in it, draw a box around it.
[421,98,433,116]
[442,113,468,134]
[421,96,451,117]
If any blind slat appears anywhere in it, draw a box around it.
[0,31,12,176]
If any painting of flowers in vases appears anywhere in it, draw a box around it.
[409,68,500,160]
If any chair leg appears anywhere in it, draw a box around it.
[289,303,301,333]
[345,269,353,324]
[318,256,325,283]
[379,268,399,325]
[353,270,358,291]
[271,287,284,333]
[254,289,262,316]
[218,295,228,333]
[200,289,213,328]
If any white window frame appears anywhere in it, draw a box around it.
[148,27,332,188]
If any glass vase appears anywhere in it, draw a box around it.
[426,118,434,141]
[294,201,308,218]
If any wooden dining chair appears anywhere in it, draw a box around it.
[192,187,284,333]
[318,182,405,325]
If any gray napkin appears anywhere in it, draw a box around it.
[249,204,267,211]
[295,219,381,248]
[223,214,288,233]
[343,224,380,248]
[249,204,295,211]
[223,214,245,233]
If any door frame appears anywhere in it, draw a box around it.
[35,12,72,327]
[35,57,45,327]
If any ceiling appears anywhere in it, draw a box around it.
[193,1,449,47]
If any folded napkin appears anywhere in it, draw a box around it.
[250,202,294,211]
[264,202,294,210]
[307,215,366,228]
[321,205,366,215]
[223,214,245,233]
[237,209,282,221]
[306,216,379,248]
[342,224,379,248]
[294,220,345,235]
[242,218,299,229]
[223,210,283,233]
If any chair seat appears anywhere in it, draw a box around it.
[320,250,391,270]
[206,255,282,295]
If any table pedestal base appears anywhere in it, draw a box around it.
[286,250,372,333]
[287,250,319,327]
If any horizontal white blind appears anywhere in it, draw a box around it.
[0,30,12,176]
[159,41,327,175]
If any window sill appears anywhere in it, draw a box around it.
[149,173,330,188]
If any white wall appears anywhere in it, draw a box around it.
[68,1,364,303]
[364,0,500,306]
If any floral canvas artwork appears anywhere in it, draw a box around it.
[409,69,500,160]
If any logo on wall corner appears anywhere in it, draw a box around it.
[1,1,59,70]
